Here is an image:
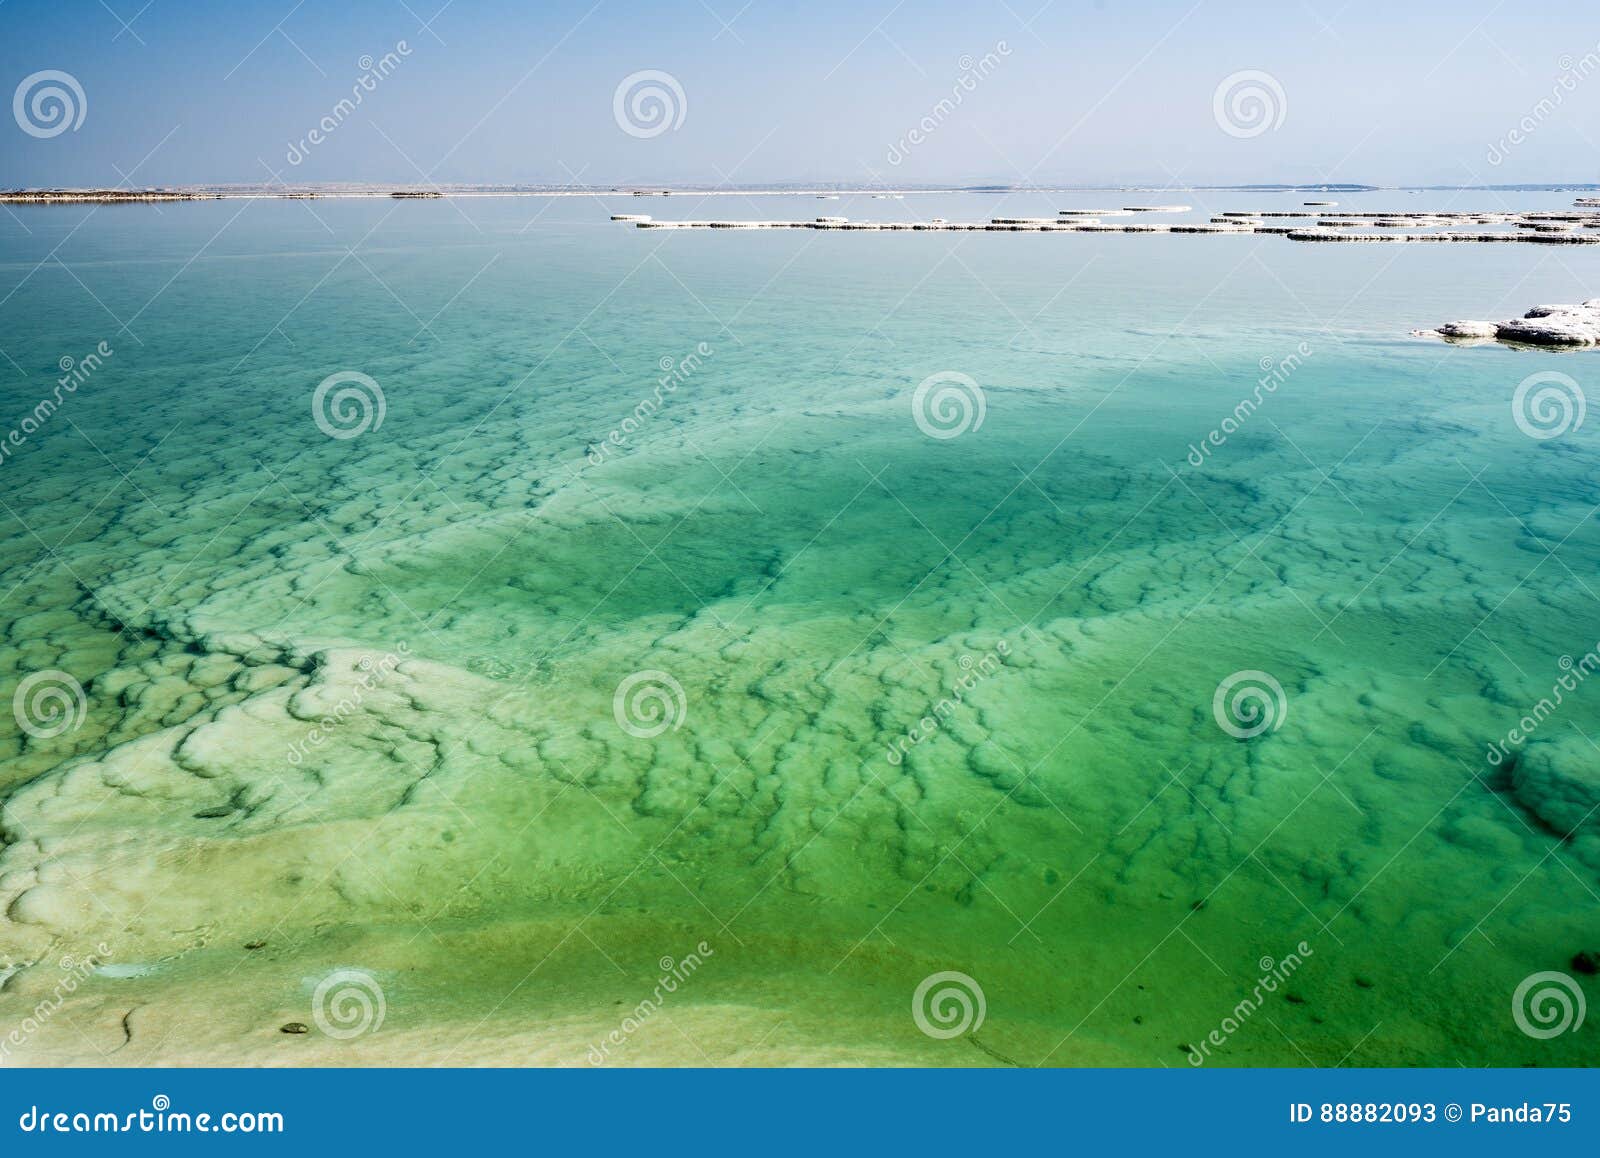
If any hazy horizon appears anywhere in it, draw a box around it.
[5,0,1600,190]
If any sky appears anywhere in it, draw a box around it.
[3,0,1599,188]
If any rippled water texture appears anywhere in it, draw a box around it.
[0,191,1597,1065]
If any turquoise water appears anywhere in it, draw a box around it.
[0,191,1596,1065]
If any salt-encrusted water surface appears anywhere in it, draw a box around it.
[0,192,1597,1065]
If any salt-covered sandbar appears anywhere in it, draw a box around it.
[1417,300,1600,346]
[625,204,1600,244]
[7,184,1600,206]
[0,185,981,204]
[0,189,227,204]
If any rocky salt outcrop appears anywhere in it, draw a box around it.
[1436,321,1499,339]
[1419,300,1600,347]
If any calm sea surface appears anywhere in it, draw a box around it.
[0,190,1596,1064]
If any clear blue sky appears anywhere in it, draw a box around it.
[4,0,1598,187]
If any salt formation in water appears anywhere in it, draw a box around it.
[1420,300,1600,347]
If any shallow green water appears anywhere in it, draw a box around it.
[0,191,1597,1065]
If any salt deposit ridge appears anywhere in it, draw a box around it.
[618,199,1600,246]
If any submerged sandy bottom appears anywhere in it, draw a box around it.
[1,193,1598,1066]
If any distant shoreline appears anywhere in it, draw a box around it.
[5,182,1600,205]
